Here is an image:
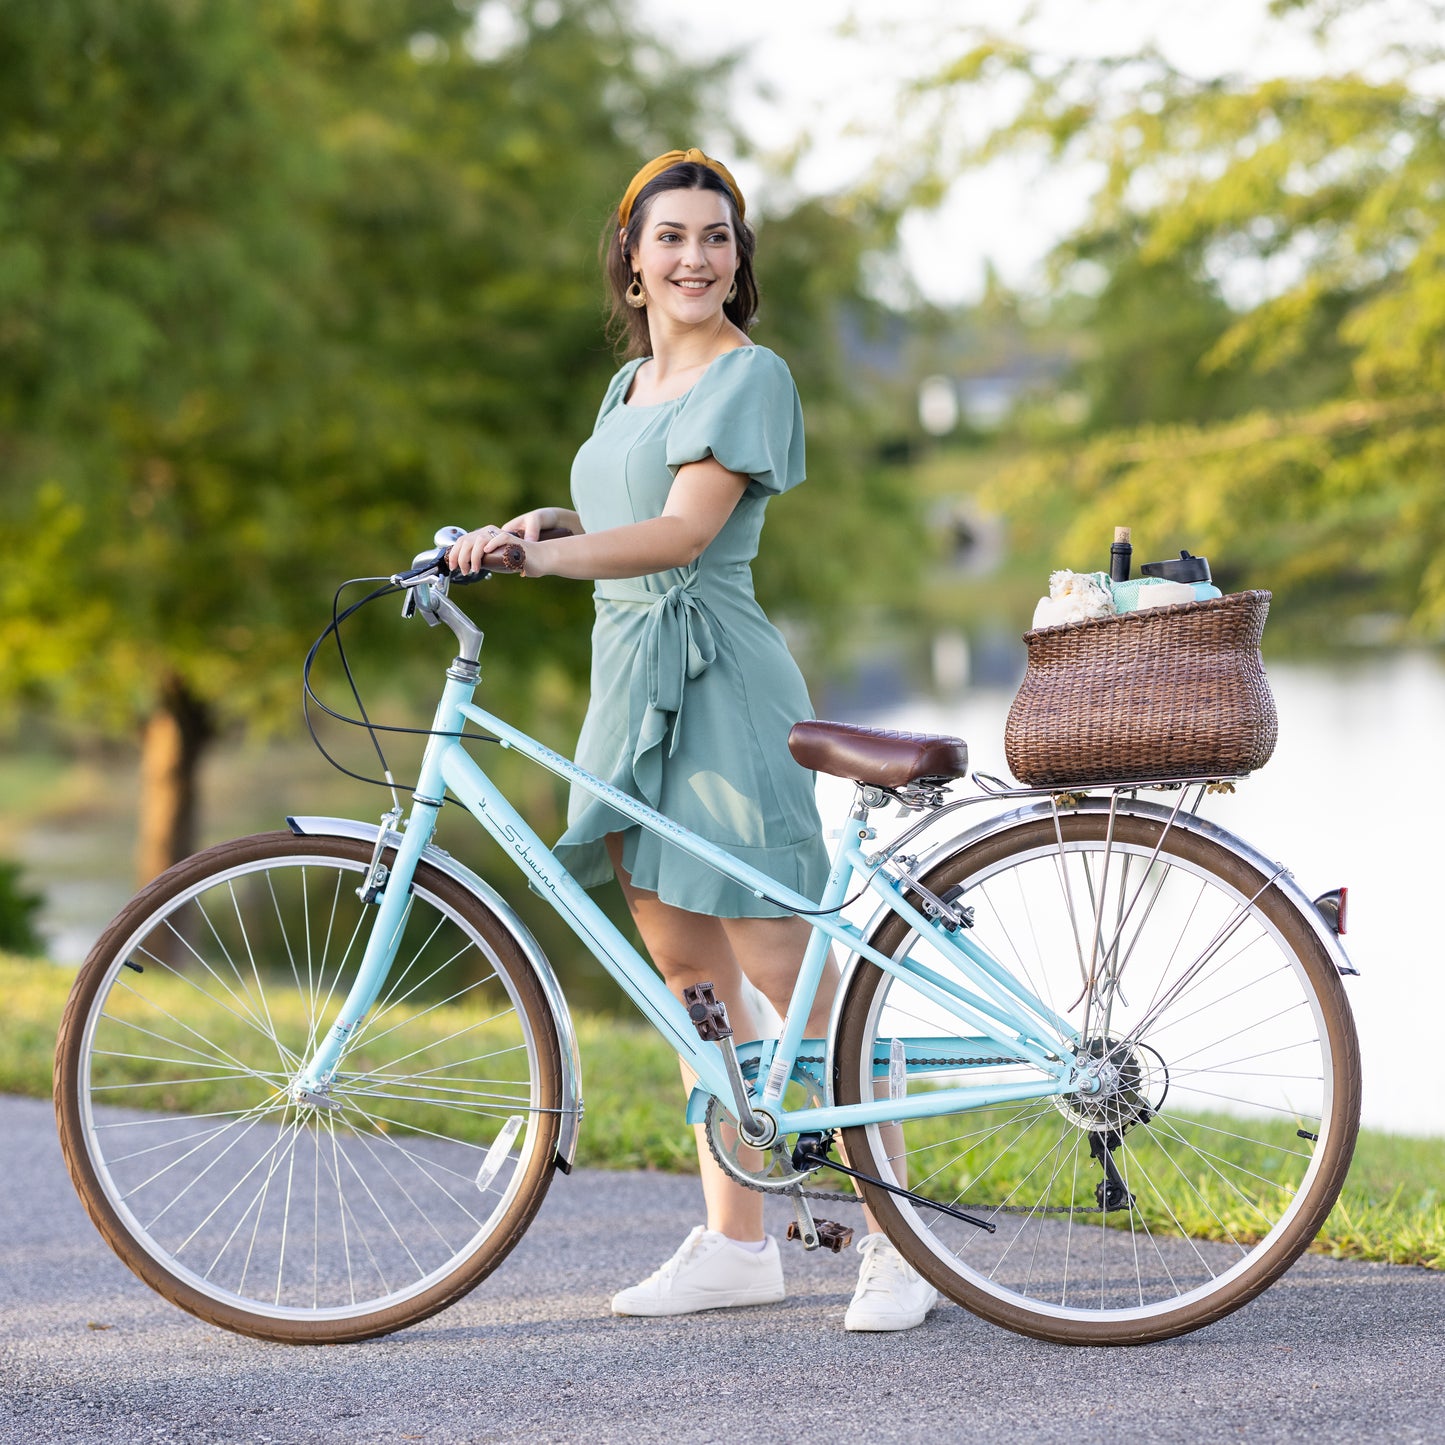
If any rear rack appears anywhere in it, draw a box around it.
[970,770,1248,800]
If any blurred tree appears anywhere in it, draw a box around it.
[0,860,46,956]
[749,194,917,645]
[0,0,914,882]
[0,0,328,879]
[896,0,1445,641]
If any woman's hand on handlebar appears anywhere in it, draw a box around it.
[445,510,579,579]
[447,525,523,578]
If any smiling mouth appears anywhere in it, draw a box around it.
[671,278,714,291]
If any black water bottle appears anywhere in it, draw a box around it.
[1109,526,1132,583]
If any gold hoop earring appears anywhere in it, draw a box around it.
[726,281,738,304]
[626,275,647,310]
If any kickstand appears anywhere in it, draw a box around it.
[791,1133,996,1234]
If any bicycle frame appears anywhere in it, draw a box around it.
[295,629,1085,1140]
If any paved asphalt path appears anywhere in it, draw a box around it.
[2,1095,1441,1444]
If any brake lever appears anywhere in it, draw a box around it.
[393,549,449,586]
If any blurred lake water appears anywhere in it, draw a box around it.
[13,651,1442,1137]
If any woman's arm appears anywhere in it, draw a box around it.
[448,460,746,580]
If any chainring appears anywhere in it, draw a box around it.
[703,1061,860,1203]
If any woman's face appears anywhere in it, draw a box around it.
[627,186,739,330]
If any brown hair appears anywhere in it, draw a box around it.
[601,161,759,360]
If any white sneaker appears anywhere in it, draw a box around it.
[843,1233,938,1332]
[610,1227,785,1317]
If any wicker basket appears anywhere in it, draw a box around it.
[1004,590,1278,787]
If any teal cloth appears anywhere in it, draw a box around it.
[1110,575,1222,612]
[553,345,829,917]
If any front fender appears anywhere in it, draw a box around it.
[286,814,582,1171]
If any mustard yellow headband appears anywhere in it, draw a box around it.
[617,148,746,231]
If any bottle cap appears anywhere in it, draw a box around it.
[1141,549,1212,584]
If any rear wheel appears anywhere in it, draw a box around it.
[834,810,1360,1345]
[55,832,564,1343]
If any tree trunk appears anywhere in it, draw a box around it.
[136,673,216,885]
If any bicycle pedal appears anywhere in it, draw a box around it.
[681,982,731,1041]
[786,1220,853,1254]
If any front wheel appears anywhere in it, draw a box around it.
[55,832,564,1343]
[833,810,1360,1345]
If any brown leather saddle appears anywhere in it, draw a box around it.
[787,719,968,789]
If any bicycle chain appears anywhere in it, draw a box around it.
[708,1052,1104,1214]
[703,1116,859,1204]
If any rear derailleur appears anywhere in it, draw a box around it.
[1089,1129,1136,1213]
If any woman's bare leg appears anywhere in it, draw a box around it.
[719,915,900,1234]
[606,836,766,1241]
[605,838,896,1241]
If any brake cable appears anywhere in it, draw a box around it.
[301,575,503,797]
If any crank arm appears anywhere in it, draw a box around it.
[787,1188,820,1249]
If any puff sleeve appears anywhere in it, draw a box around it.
[664,346,806,497]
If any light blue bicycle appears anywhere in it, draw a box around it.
[55,529,1361,1346]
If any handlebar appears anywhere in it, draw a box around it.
[392,526,574,588]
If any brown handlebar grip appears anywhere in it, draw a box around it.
[462,525,573,577]
[491,526,572,573]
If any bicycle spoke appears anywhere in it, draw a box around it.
[339,1095,488,1227]
[105,980,279,1084]
[101,1114,269,1167]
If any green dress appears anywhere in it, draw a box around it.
[553,344,830,917]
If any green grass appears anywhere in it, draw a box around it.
[4,952,698,1176]
[8,954,1440,1268]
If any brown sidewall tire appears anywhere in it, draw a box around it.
[55,832,564,1344]
[834,812,1361,1346]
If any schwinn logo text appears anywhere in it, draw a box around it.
[495,819,563,900]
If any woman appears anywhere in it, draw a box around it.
[448,148,935,1332]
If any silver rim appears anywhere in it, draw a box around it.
[73,848,548,1324]
[854,823,1343,1327]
